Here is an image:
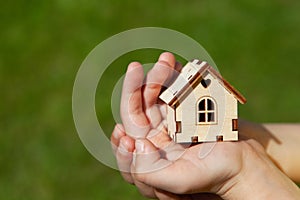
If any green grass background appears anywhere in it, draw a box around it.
[1,0,299,199]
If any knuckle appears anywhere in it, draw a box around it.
[146,82,161,91]
[133,171,149,184]
[121,173,134,185]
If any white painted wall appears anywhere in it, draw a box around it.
[170,72,238,143]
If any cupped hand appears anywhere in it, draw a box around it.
[110,52,300,200]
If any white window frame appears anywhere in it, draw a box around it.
[197,97,217,125]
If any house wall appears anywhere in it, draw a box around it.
[174,72,238,143]
[166,105,176,141]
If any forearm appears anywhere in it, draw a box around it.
[239,120,300,183]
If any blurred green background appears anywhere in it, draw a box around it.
[1,0,299,199]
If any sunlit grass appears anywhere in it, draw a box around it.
[1,0,299,199]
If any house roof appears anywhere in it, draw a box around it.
[159,59,247,106]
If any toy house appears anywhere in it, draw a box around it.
[159,59,246,143]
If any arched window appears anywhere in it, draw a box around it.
[197,97,216,124]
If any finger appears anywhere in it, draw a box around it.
[132,139,181,193]
[133,141,209,194]
[135,159,196,194]
[159,103,167,119]
[143,53,176,129]
[164,61,182,87]
[146,122,185,161]
[134,180,156,199]
[121,62,150,138]
[145,104,162,129]
[154,189,182,200]
[190,193,223,200]
[155,189,221,200]
[131,139,161,199]
[132,139,170,173]
[110,124,125,154]
[143,52,176,109]
[116,136,135,184]
[146,122,171,148]
[174,61,183,72]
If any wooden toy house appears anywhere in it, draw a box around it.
[159,59,246,143]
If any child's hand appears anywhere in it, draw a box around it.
[119,52,179,140]
[111,124,223,200]
[111,52,300,199]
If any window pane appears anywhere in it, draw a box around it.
[199,113,205,122]
[207,99,214,110]
[207,113,215,122]
[198,100,205,111]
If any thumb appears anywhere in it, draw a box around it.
[132,139,171,174]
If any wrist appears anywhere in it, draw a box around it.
[217,142,300,200]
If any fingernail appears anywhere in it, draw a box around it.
[135,140,144,153]
[158,52,172,61]
[127,62,141,72]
